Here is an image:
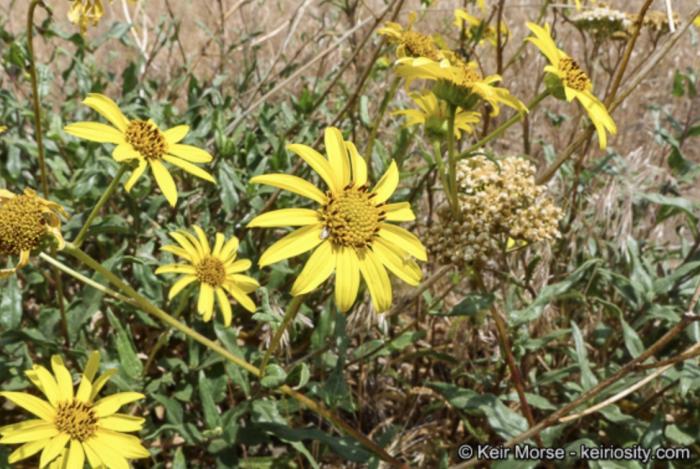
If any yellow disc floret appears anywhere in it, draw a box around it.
[0,193,50,256]
[54,400,98,442]
[401,31,441,60]
[559,57,591,92]
[196,256,227,287]
[322,186,385,249]
[125,120,167,160]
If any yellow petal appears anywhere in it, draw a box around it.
[219,236,240,260]
[124,160,147,192]
[247,208,320,228]
[0,392,55,422]
[163,125,190,145]
[211,233,225,257]
[81,440,102,468]
[97,414,145,432]
[258,224,324,267]
[51,356,74,402]
[167,275,198,300]
[335,247,360,312]
[93,430,150,459]
[161,244,192,261]
[372,160,399,204]
[373,238,422,286]
[345,141,367,187]
[28,365,61,407]
[65,438,85,469]
[286,143,340,193]
[155,264,197,275]
[8,438,51,464]
[192,225,211,255]
[75,374,93,403]
[112,144,140,162]
[82,351,101,383]
[163,155,216,183]
[169,232,202,261]
[84,438,129,469]
[358,249,392,313]
[39,433,70,468]
[0,423,58,444]
[225,259,252,274]
[216,288,233,326]
[223,284,256,312]
[83,94,129,132]
[89,369,116,402]
[198,283,215,321]
[64,122,124,144]
[290,241,335,295]
[324,127,351,187]
[167,143,213,163]
[0,418,47,434]
[383,202,415,222]
[230,274,259,293]
[92,392,144,418]
[378,224,427,261]
[149,159,178,207]
[250,173,327,205]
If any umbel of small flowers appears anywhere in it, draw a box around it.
[248,127,426,313]
[64,93,216,207]
[156,226,260,325]
[0,351,149,468]
[0,188,67,279]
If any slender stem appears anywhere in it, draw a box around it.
[61,243,403,466]
[446,103,460,220]
[458,91,550,160]
[27,0,69,348]
[74,165,128,248]
[364,77,401,179]
[432,139,455,214]
[260,295,304,373]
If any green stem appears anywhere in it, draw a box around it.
[74,164,128,248]
[458,91,550,160]
[61,243,403,466]
[260,295,304,373]
[446,103,460,220]
[27,0,69,348]
[364,77,401,180]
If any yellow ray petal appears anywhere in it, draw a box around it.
[290,241,335,295]
[155,264,197,275]
[324,127,351,187]
[167,275,198,300]
[198,283,215,321]
[92,392,144,418]
[75,373,93,403]
[247,208,320,228]
[219,236,240,260]
[250,174,327,205]
[161,244,193,261]
[8,438,52,464]
[335,247,360,312]
[225,259,252,274]
[286,143,340,193]
[89,369,116,402]
[372,161,399,204]
[162,125,190,145]
[64,122,125,144]
[211,233,225,257]
[82,351,101,383]
[28,365,61,407]
[223,283,256,312]
[0,393,54,423]
[167,143,213,163]
[97,414,145,433]
[216,288,233,326]
[149,159,178,207]
[383,202,415,222]
[0,418,47,434]
[258,224,324,267]
[83,94,129,132]
[112,144,140,162]
[81,440,102,468]
[373,238,422,286]
[378,223,427,261]
[51,356,74,402]
[65,438,85,469]
[169,231,202,261]
[163,155,216,183]
[84,437,129,469]
[230,274,259,293]
[93,430,150,459]
[358,249,392,312]
[192,225,211,255]
[345,141,367,187]
[0,423,58,444]
[39,433,70,468]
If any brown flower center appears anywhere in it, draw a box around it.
[125,120,167,160]
[559,57,591,92]
[321,186,384,249]
[0,194,48,255]
[401,31,441,60]
[55,400,98,442]
[196,257,226,286]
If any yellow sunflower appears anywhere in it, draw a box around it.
[248,127,426,313]
[156,226,259,325]
[393,90,481,139]
[68,0,137,34]
[0,188,67,279]
[64,93,215,207]
[0,351,149,468]
[395,53,526,116]
[377,12,444,61]
[454,8,509,47]
[526,22,617,149]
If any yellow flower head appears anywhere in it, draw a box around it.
[454,9,509,47]
[68,0,105,34]
[64,93,216,207]
[156,226,259,325]
[526,22,616,149]
[248,127,426,313]
[395,54,526,116]
[393,91,481,139]
[0,188,67,279]
[377,12,444,61]
[0,125,7,134]
[0,352,149,468]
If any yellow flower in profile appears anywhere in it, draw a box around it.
[395,54,526,116]
[68,0,105,34]
[454,9,509,47]
[0,352,149,468]
[393,91,480,139]
[695,15,700,28]
[0,188,67,279]
[248,127,426,313]
[156,226,259,325]
[377,12,444,60]
[65,93,215,207]
[526,22,617,149]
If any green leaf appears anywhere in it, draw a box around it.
[172,447,187,469]
[105,310,143,379]
[0,275,22,330]
[435,293,494,317]
[198,370,223,428]
[260,364,287,388]
[619,315,644,358]
[571,321,598,389]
